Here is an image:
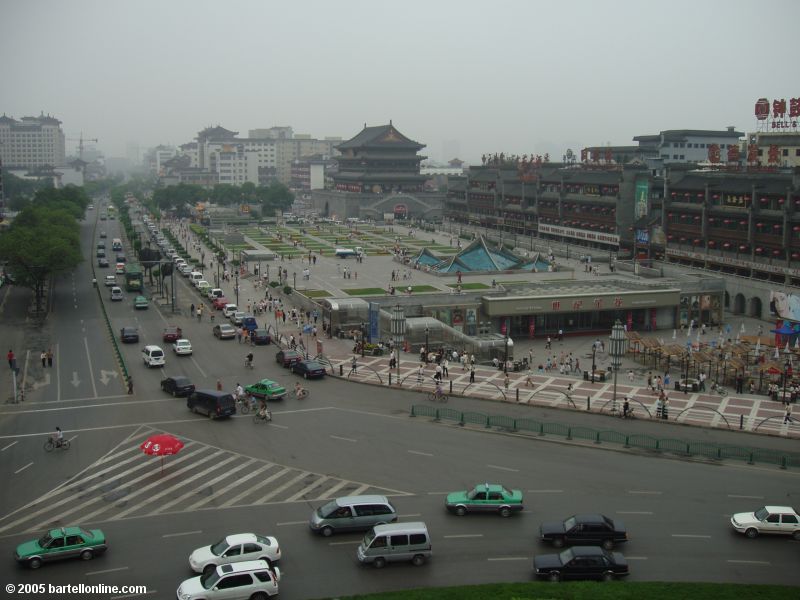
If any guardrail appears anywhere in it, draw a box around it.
[409,405,800,470]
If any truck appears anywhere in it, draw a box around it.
[125,263,144,292]
[334,246,364,259]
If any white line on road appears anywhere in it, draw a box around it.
[671,534,711,539]
[330,435,357,443]
[408,450,434,456]
[84,337,99,398]
[162,530,202,538]
[627,490,662,495]
[399,514,421,518]
[110,591,157,600]
[625,556,649,560]
[727,494,764,499]
[726,559,771,565]
[527,489,563,493]
[276,521,308,526]
[443,534,484,539]
[269,423,289,429]
[487,464,519,472]
[86,566,129,576]
[190,355,207,378]
[328,540,361,546]
[487,557,527,561]
[1,441,17,451]
[616,511,654,515]
[67,435,79,442]
[14,462,33,474]
[56,343,61,401]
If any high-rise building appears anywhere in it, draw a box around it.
[0,113,66,169]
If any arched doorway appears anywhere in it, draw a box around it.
[733,293,746,315]
[724,291,730,309]
[749,297,762,319]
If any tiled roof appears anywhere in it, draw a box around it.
[336,123,424,151]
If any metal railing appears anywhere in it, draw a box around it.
[409,405,800,469]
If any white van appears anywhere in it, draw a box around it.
[357,522,431,568]
[207,288,224,300]
[189,272,203,286]
[110,286,124,301]
[142,345,165,367]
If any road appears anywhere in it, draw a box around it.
[0,206,798,599]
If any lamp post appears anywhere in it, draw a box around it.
[234,268,239,306]
[783,359,792,404]
[609,320,627,413]
[503,318,509,373]
[683,350,690,394]
[591,342,597,384]
[424,326,429,363]
[293,272,297,290]
[360,321,366,357]
[392,304,405,384]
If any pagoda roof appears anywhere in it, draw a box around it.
[634,129,743,142]
[669,171,791,194]
[197,125,238,141]
[336,122,424,151]
[0,114,16,124]
[338,151,425,160]
[332,172,426,182]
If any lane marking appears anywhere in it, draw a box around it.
[86,566,129,576]
[67,435,79,442]
[84,337,99,398]
[727,494,764,499]
[110,591,157,600]
[487,556,527,561]
[487,464,519,472]
[330,435,357,443]
[14,462,33,474]
[1,441,17,451]
[616,511,654,515]
[408,450,434,457]
[190,355,207,378]
[527,489,563,493]
[328,540,360,546]
[162,530,202,538]
[444,534,484,538]
[56,342,61,401]
[627,490,662,495]
[671,534,711,539]
[726,559,770,565]
[276,521,307,526]
[399,513,421,518]
[626,556,649,560]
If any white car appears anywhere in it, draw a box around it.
[178,264,192,276]
[188,534,281,575]
[731,505,800,539]
[178,560,280,600]
[173,339,193,356]
[104,275,116,287]
[207,288,223,300]
[230,311,246,326]
[222,304,238,318]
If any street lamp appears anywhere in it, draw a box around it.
[360,321,366,357]
[392,304,405,384]
[783,359,792,404]
[608,320,628,413]
[234,268,239,306]
[293,272,297,290]
[503,318,509,373]
[683,349,691,394]
[591,342,598,384]
[424,326,430,363]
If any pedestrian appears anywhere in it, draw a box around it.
[442,358,449,378]
[237,328,243,343]
[216,379,222,391]
[504,374,510,390]
[784,404,793,424]
[525,367,534,387]
[662,396,670,420]
[545,336,551,350]
[628,369,634,383]
[41,350,47,368]
[558,328,563,342]
[7,349,14,369]
[190,303,195,316]
[434,364,442,381]
[127,376,134,395]
[350,355,358,375]
[417,363,425,384]
[735,373,744,394]
[528,348,533,366]
[469,365,475,383]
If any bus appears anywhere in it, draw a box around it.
[125,263,143,292]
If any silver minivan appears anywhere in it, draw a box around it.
[309,495,397,537]
[357,522,431,568]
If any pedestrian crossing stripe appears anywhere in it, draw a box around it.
[0,425,412,535]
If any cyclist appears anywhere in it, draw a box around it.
[294,381,306,399]
[434,381,444,401]
[245,353,254,368]
[622,397,631,419]
[53,426,64,448]
[92,277,97,287]
[235,382,245,402]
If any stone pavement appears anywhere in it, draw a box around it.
[157,216,799,440]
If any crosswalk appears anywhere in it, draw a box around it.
[0,427,411,535]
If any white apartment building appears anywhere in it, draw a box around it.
[0,113,66,169]
[633,127,744,163]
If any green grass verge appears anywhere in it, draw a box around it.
[337,582,798,600]
[342,288,387,296]
[446,282,490,290]
[303,290,332,298]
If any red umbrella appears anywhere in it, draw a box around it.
[141,434,184,473]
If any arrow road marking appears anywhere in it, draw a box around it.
[32,373,51,390]
[71,372,81,388]
[99,370,119,386]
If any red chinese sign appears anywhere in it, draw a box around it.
[768,145,780,164]
[754,96,800,130]
[727,145,740,163]
[707,144,721,163]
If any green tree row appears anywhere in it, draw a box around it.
[149,181,294,217]
[0,186,87,311]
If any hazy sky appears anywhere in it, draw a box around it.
[2,0,797,164]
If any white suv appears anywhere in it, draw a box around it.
[730,505,800,539]
[142,345,165,368]
[177,560,280,600]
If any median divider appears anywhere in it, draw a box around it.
[409,405,800,470]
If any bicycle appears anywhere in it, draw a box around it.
[252,409,272,423]
[426,390,448,403]
[244,358,254,369]
[295,388,309,400]
[236,396,251,414]
[44,438,70,452]
[710,382,727,397]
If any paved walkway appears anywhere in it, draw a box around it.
[158,216,799,440]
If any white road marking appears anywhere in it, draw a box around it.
[671,534,711,539]
[444,534,484,538]
[276,521,308,526]
[162,530,202,538]
[487,464,519,472]
[408,450,434,456]
[86,566,129,576]
[220,467,290,507]
[286,476,331,502]
[625,556,649,560]
[67,435,79,442]
[14,462,33,474]
[110,591,157,600]
[487,556,527,561]
[269,423,289,429]
[616,511,654,515]
[330,435,357,443]
[190,355,207,378]
[315,478,349,500]
[726,559,770,565]
[84,337,99,398]
[1,441,17,451]
[56,343,61,401]
[329,540,361,546]
[184,459,260,511]
[727,494,764,499]
[527,489,563,493]
[627,490,662,495]
[254,471,310,504]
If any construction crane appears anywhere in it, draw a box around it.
[67,132,98,161]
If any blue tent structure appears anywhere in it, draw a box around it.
[412,235,550,274]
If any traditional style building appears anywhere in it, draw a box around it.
[311,122,445,221]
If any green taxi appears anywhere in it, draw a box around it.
[445,483,523,517]
[245,379,287,401]
[133,295,149,310]
[15,526,107,569]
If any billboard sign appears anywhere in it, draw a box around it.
[754,96,800,131]
[635,180,649,220]
[368,302,380,342]
[770,291,800,322]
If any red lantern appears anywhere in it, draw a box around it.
[712,194,719,199]
[723,242,731,248]
[778,198,785,204]
[760,197,767,202]
[680,237,687,242]
[724,219,731,224]
[756,222,763,227]
[708,240,716,247]
[739,220,747,226]
[792,253,800,259]
[694,239,702,245]
[667,234,674,240]
[755,247,763,253]
[739,245,747,251]
[697,193,703,198]
[773,249,781,256]
[794,225,800,232]
[671,192,677,197]
[694,215,701,221]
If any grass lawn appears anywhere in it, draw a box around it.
[302,289,332,298]
[342,287,387,296]
[446,282,490,289]
[340,582,798,600]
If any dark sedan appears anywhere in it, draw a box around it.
[251,328,271,345]
[98,257,110,268]
[540,514,627,549]
[533,546,629,582]
[162,325,183,343]
[160,376,195,397]
[276,349,303,367]
[120,327,139,343]
[291,359,326,379]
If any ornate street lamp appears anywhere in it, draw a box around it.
[391,304,405,383]
[424,326,430,363]
[360,321,366,357]
[783,359,793,404]
[609,320,628,413]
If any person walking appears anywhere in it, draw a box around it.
[735,372,744,394]
[216,379,223,392]
[190,303,195,316]
[784,404,793,424]
[127,376,134,395]
[47,348,53,367]
[504,374,510,390]
[525,367,534,387]
[545,336,552,350]
[417,363,425,384]
[41,350,47,368]
[7,349,14,370]
[468,365,476,383]
[350,355,358,375]
[442,358,449,378]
